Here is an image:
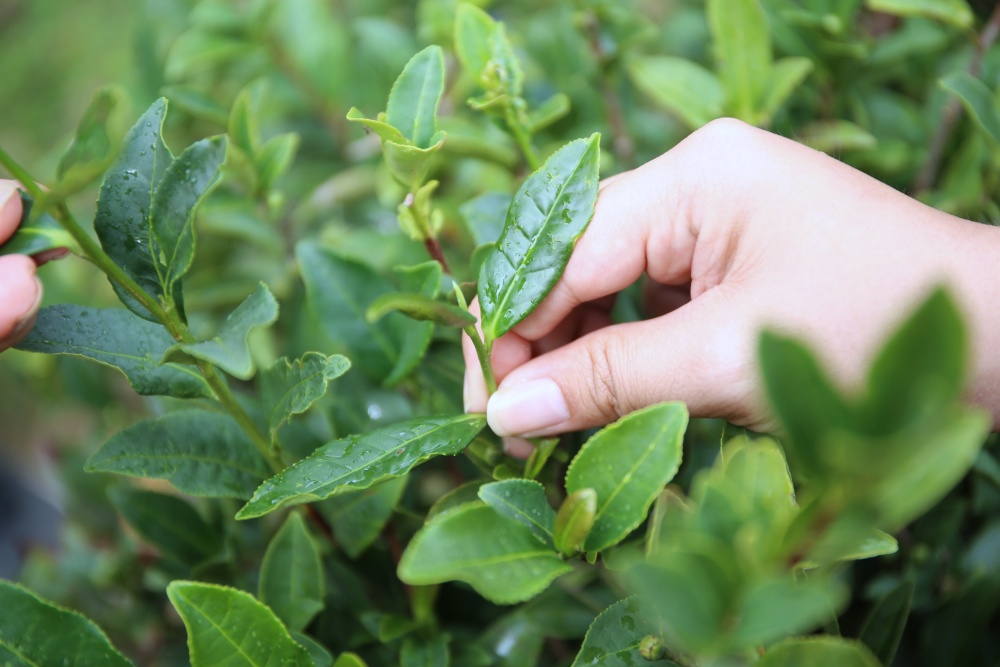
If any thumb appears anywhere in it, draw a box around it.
[485,288,761,436]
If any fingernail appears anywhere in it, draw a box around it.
[8,277,42,341]
[0,182,18,211]
[487,378,570,437]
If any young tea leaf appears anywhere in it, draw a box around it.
[0,581,134,667]
[756,637,881,667]
[108,487,223,566]
[237,414,486,519]
[261,353,351,439]
[86,410,272,499]
[167,581,313,667]
[565,402,687,553]
[367,292,477,327]
[627,57,725,130]
[16,305,211,399]
[859,579,914,665]
[56,85,130,196]
[398,502,572,604]
[571,597,674,667]
[163,282,279,380]
[259,512,325,632]
[386,45,446,149]
[478,134,601,343]
[554,488,598,557]
[320,476,408,559]
[478,479,556,548]
[706,0,772,122]
[454,4,495,81]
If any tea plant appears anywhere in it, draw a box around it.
[1,0,999,665]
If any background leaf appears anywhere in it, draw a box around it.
[386,45,446,149]
[627,57,724,130]
[261,353,351,439]
[108,486,223,566]
[259,512,325,632]
[571,597,676,667]
[319,476,408,559]
[55,85,130,196]
[940,72,1000,146]
[757,637,882,666]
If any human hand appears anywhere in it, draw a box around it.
[463,119,1000,453]
[0,180,58,353]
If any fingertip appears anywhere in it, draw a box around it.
[0,182,23,243]
[0,255,42,348]
[502,437,535,459]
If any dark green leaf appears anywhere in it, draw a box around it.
[367,292,476,327]
[757,637,881,667]
[86,410,271,499]
[859,579,913,665]
[94,98,174,320]
[259,512,325,632]
[237,414,486,519]
[291,633,333,667]
[166,581,312,667]
[571,598,675,667]
[478,134,601,342]
[386,45,446,149]
[400,635,449,667]
[398,502,572,604]
[16,305,211,399]
[565,403,687,553]
[0,192,78,257]
[56,85,130,195]
[261,353,351,438]
[150,135,227,292]
[627,57,724,130]
[108,487,223,566]
[940,72,1000,146]
[320,476,408,558]
[0,581,133,667]
[478,479,556,548]
[163,283,279,380]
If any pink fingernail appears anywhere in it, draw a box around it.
[487,378,570,437]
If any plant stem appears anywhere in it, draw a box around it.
[505,104,542,171]
[423,236,452,274]
[465,326,498,394]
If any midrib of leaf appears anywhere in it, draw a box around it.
[0,639,46,667]
[592,419,673,523]
[96,450,264,478]
[269,366,327,429]
[178,593,265,667]
[486,151,591,340]
[148,135,166,288]
[411,63,436,148]
[490,497,553,540]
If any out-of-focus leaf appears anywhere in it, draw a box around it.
[17,305,211,398]
[730,575,844,647]
[758,57,812,123]
[163,283,279,380]
[237,414,486,519]
[367,292,476,327]
[859,579,914,665]
[478,479,556,548]
[454,4,494,80]
[940,72,1000,146]
[291,632,333,667]
[0,581,133,667]
[571,598,675,667]
[627,56,725,129]
[565,403,687,553]
[528,93,572,133]
[108,487,223,566]
[478,134,601,342]
[256,132,300,191]
[86,410,271,499]
[261,353,351,439]
[398,502,571,604]
[55,85,130,196]
[167,581,312,667]
[798,120,878,153]
[866,0,974,29]
[0,192,78,257]
[460,192,511,247]
[259,512,325,632]
[386,45,446,149]
[400,634,449,667]
[320,476,408,558]
[757,637,881,666]
[270,0,349,102]
[165,30,256,81]
[706,0,771,122]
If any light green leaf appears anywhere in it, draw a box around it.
[565,403,687,553]
[460,192,511,247]
[731,575,844,647]
[383,138,445,192]
[256,133,300,191]
[478,134,601,343]
[398,502,572,604]
[627,56,725,130]
[554,489,597,557]
[797,120,878,153]
[758,57,812,124]
[400,635,449,667]
[386,45,446,149]
[571,597,675,667]
[270,0,348,102]
[94,98,174,321]
[163,283,279,380]
[261,353,351,439]
[332,654,368,667]
[150,135,227,292]
[706,0,772,122]
[478,479,556,548]
[108,487,223,566]
[528,93,572,133]
[0,192,79,257]
[237,414,486,519]
[165,30,255,81]
[940,71,1000,146]
[367,292,476,327]
[259,512,325,632]
[16,305,211,399]
[346,107,407,144]
[86,409,271,499]
[167,581,313,667]
[320,476,408,558]
[757,637,882,667]
[454,4,494,80]
[866,0,974,29]
[229,84,261,155]
[0,581,134,667]
[56,85,130,196]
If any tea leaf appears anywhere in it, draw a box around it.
[478,479,556,548]
[86,410,271,499]
[386,45,446,149]
[554,489,597,557]
[150,135,227,293]
[94,98,174,321]
[731,575,844,648]
[460,192,511,247]
[321,476,408,558]
[398,502,572,604]
[291,633,333,667]
[478,134,601,342]
[757,637,881,666]
[270,0,349,102]
[797,121,878,153]
[571,597,675,667]
[17,305,211,399]
[256,133,300,191]
[866,0,974,29]
[261,353,351,438]
[163,283,279,380]
[859,579,913,665]
[759,57,812,123]
[0,192,78,257]
[387,261,441,385]
[454,4,494,80]
[108,487,223,566]
[706,0,771,122]
[941,72,1000,146]
[259,512,325,632]
[237,414,486,519]
[367,292,476,327]
[627,57,724,130]
[0,581,133,667]
[56,85,130,196]
[400,635,449,667]
[167,581,313,667]
[565,402,687,553]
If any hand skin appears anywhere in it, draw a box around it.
[0,179,64,353]
[463,118,1000,457]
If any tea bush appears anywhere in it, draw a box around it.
[1,0,1000,665]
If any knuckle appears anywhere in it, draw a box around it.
[582,335,630,422]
